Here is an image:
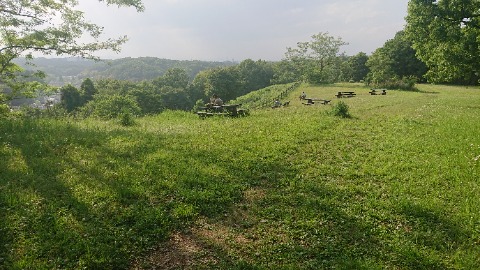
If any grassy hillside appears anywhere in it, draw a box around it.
[1,83,479,269]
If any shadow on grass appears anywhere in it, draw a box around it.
[392,201,468,270]
[1,117,290,269]
[0,117,471,269]
[0,119,176,269]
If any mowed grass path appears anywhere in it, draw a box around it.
[1,83,479,269]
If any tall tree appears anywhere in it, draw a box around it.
[153,68,189,89]
[235,59,274,95]
[346,52,370,82]
[284,32,347,84]
[405,0,480,84]
[60,84,82,112]
[366,31,427,84]
[200,67,241,102]
[80,78,97,103]
[271,60,301,85]
[0,0,144,99]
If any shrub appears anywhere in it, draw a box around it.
[330,101,351,118]
[369,76,418,91]
[0,104,10,117]
[119,110,136,126]
[80,94,141,120]
[192,99,205,113]
[0,94,10,117]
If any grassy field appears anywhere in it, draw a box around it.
[1,83,479,269]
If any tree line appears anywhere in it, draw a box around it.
[53,30,428,120]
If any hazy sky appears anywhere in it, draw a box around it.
[78,0,410,61]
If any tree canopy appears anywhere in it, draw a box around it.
[0,0,144,98]
[367,31,427,85]
[405,0,480,84]
[284,32,347,84]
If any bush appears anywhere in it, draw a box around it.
[0,94,10,117]
[0,103,10,117]
[369,76,418,91]
[330,101,351,118]
[119,110,136,126]
[192,99,205,113]
[80,94,141,120]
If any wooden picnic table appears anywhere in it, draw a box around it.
[336,91,356,98]
[303,98,331,105]
[196,104,248,118]
[369,89,387,95]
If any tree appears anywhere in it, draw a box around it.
[405,0,480,84]
[80,78,97,103]
[235,59,274,95]
[153,68,189,89]
[129,82,165,115]
[81,94,141,120]
[366,31,427,85]
[0,0,144,100]
[160,86,191,111]
[271,60,300,84]
[345,52,369,82]
[206,67,242,101]
[284,32,347,84]
[60,84,82,112]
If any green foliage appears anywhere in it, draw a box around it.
[128,82,165,114]
[15,57,235,85]
[271,60,300,85]
[0,0,144,100]
[236,59,274,94]
[203,67,242,101]
[158,86,191,111]
[153,68,189,89]
[366,31,426,86]
[81,94,141,119]
[284,32,348,84]
[0,104,10,117]
[329,100,351,118]
[405,0,480,84]
[369,76,418,91]
[189,60,275,104]
[229,82,300,109]
[0,94,9,117]
[80,78,97,103]
[1,84,480,269]
[119,110,136,126]
[60,84,83,112]
[344,52,370,82]
[192,99,205,113]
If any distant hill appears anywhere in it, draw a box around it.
[14,57,236,86]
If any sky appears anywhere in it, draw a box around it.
[78,0,410,61]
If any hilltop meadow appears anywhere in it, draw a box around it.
[1,83,480,269]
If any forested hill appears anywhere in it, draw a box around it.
[14,57,236,86]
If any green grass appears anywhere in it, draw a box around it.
[230,82,299,109]
[1,83,480,269]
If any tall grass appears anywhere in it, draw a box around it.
[1,84,479,269]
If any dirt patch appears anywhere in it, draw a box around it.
[130,228,218,270]
[131,187,266,269]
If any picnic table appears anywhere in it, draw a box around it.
[196,104,248,118]
[302,98,331,105]
[336,91,356,98]
[272,101,290,108]
[369,89,387,95]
